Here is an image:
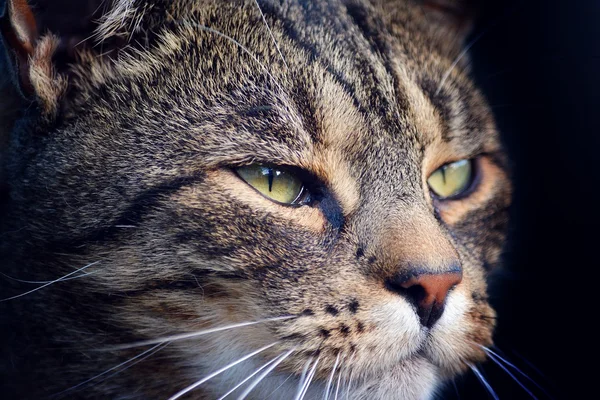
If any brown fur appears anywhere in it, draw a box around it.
[0,1,511,399]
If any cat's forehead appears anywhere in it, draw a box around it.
[71,0,498,181]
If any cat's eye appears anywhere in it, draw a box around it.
[427,159,474,199]
[236,165,309,205]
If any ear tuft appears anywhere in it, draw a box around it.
[28,34,67,118]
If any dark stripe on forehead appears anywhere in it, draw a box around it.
[419,72,492,146]
[419,75,453,131]
[260,0,403,141]
[343,1,411,114]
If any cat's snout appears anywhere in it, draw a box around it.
[385,268,463,328]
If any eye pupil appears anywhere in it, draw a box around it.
[427,159,473,199]
[267,168,274,192]
[236,164,308,205]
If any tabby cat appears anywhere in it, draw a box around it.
[0,0,511,398]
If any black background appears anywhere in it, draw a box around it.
[448,1,599,399]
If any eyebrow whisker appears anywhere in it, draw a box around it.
[253,0,289,69]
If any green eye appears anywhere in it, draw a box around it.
[427,159,474,199]
[236,165,307,205]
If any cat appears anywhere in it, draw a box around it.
[0,0,512,398]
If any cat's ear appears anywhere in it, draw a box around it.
[0,0,67,119]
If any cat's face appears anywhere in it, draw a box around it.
[1,0,511,399]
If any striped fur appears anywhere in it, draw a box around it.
[0,1,510,399]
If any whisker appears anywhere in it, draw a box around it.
[435,3,522,96]
[52,342,167,398]
[265,373,294,399]
[0,261,101,302]
[217,352,285,400]
[324,352,341,400]
[486,351,539,400]
[435,31,484,96]
[253,0,288,69]
[344,356,356,400]
[333,365,343,400]
[1,271,97,284]
[334,354,351,400]
[470,365,500,400]
[483,347,551,398]
[510,350,551,381]
[452,379,461,399]
[107,316,296,349]
[174,21,285,93]
[168,342,279,400]
[236,347,297,400]
[296,357,314,398]
[296,356,320,400]
[80,343,169,394]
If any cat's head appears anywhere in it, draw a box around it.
[1,0,510,398]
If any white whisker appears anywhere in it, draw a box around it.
[236,347,297,400]
[0,261,100,302]
[168,342,279,400]
[486,351,539,400]
[253,0,288,69]
[107,316,295,349]
[333,354,347,400]
[1,271,97,284]
[296,357,314,399]
[265,373,293,399]
[175,21,285,93]
[435,29,487,96]
[52,342,166,398]
[324,352,341,400]
[482,346,550,398]
[344,355,356,400]
[297,356,320,400]
[217,352,285,400]
[470,365,500,400]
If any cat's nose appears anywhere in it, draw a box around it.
[385,268,462,328]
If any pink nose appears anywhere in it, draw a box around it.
[386,270,463,328]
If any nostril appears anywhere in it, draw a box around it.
[385,275,429,313]
[385,277,429,308]
[385,276,423,299]
[385,270,463,328]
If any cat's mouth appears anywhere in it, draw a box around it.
[247,288,493,394]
